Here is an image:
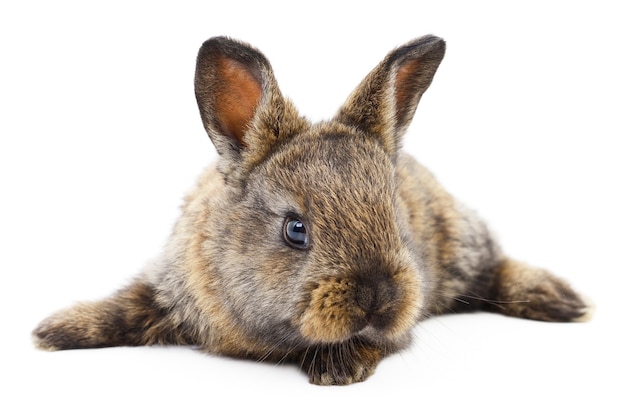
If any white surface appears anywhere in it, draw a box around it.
[1,1,623,418]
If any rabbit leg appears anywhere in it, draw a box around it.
[484,258,592,322]
[298,339,384,385]
[33,280,193,351]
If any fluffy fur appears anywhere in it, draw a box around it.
[33,35,591,385]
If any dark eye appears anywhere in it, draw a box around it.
[283,217,309,249]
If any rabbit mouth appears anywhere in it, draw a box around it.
[356,323,388,341]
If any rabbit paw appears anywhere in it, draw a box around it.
[301,340,382,385]
[32,304,106,351]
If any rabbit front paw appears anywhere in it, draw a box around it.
[301,340,382,385]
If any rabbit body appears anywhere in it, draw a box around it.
[34,35,590,385]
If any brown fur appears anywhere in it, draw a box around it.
[33,35,591,385]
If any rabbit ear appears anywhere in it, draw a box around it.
[335,35,445,157]
[195,37,308,179]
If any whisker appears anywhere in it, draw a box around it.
[255,335,291,363]
[275,344,296,365]
[463,289,530,305]
[434,290,530,312]
[299,345,311,371]
[329,343,337,380]
[308,345,320,378]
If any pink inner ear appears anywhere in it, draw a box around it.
[214,57,263,147]
[394,58,422,121]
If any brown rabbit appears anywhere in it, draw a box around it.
[33,35,591,385]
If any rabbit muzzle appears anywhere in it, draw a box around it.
[296,259,422,345]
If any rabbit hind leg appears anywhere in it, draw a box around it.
[485,258,593,323]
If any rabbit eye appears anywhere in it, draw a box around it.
[283,217,309,250]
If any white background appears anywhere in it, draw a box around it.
[1,1,624,418]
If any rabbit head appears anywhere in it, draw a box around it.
[193,36,445,350]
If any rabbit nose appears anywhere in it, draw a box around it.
[355,275,394,316]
